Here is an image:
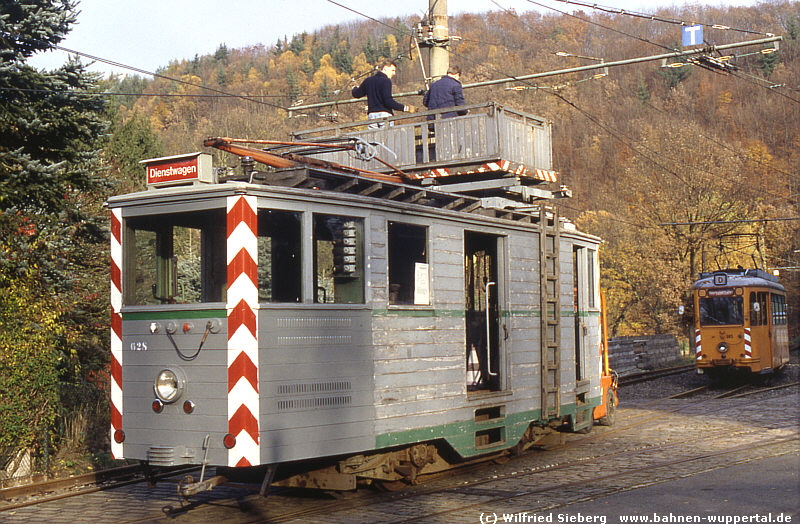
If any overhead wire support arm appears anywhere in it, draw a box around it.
[287,36,782,112]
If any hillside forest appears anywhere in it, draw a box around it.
[114,1,800,338]
[1,0,798,475]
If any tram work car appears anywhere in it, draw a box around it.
[692,268,790,377]
[107,104,616,493]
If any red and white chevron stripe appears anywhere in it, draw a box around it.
[695,329,702,360]
[109,208,124,458]
[226,195,260,466]
[743,328,752,358]
[413,161,559,184]
[478,160,510,172]
[534,169,558,182]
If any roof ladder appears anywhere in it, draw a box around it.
[539,205,561,420]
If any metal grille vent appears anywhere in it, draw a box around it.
[278,395,352,411]
[277,317,352,328]
[147,446,175,466]
[277,380,353,412]
[278,381,351,395]
[277,335,352,345]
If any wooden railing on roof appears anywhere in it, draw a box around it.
[288,103,553,175]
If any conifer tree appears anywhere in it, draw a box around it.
[1,0,111,470]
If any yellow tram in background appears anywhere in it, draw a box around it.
[692,269,790,377]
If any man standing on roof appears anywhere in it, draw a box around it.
[423,65,467,118]
[352,60,416,128]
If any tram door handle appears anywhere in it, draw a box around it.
[485,281,498,377]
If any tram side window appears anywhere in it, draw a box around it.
[258,210,301,303]
[587,248,597,309]
[313,214,364,304]
[749,291,769,326]
[699,296,744,326]
[388,222,429,305]
[771,294,787,325]
[127,210,226,305]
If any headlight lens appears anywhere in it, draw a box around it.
[154,369,183,403]
[717,342,729,354]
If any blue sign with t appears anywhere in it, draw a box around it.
[682,24,704,46]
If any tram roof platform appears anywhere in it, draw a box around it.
[282,102,560,198]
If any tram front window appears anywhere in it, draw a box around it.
[313,214,364,304]
[258,210,301,303]
[699,296,744,326]
[127,210,226,305]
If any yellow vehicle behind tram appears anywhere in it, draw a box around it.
[692,269,790,377]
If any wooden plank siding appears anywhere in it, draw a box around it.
[370,218,465,433]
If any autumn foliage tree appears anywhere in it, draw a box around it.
[102,2,798,341]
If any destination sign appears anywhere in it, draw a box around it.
[707,288,734,297]
[141,152,214,187]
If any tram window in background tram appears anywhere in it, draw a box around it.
[313,214,365,304]
[771,293,787,325]
[750,291,769,326]
[388,222,429,305]
[258,210,301,303]
[699,296,744,326]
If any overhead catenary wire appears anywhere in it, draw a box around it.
[484,2,797,202]
[549,0,774,37]
[534,0,800,104]
[660,217,800,226]
[308,4,655,231]
[496,1,799,211]
[320,0,683,192]
[56,44,289,110]
[15,4,791,230]
[520,0,677,53]
[1,36,291,111]
[632,96,799,209]
[0,86,298,100]
[316,0,795,230]
[288,35,783,111]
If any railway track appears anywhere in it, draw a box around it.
[0,464,198,512]
[155,383,800,523]
[262,382,799,523]
[616,363,695,386]
[4,377,796,522]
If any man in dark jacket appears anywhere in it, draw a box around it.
[352,60,416,128]
[423,65,467,118]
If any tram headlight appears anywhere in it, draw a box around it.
[153,368,185,403]
[717,342,729,354]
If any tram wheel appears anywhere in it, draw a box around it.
[374,479,407,492]
[597,389,617,426]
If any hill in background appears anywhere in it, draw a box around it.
[107,2,800,338]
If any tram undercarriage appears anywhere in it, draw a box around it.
[166,421,568,497]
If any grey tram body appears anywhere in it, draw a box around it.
[109,105,604,481]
